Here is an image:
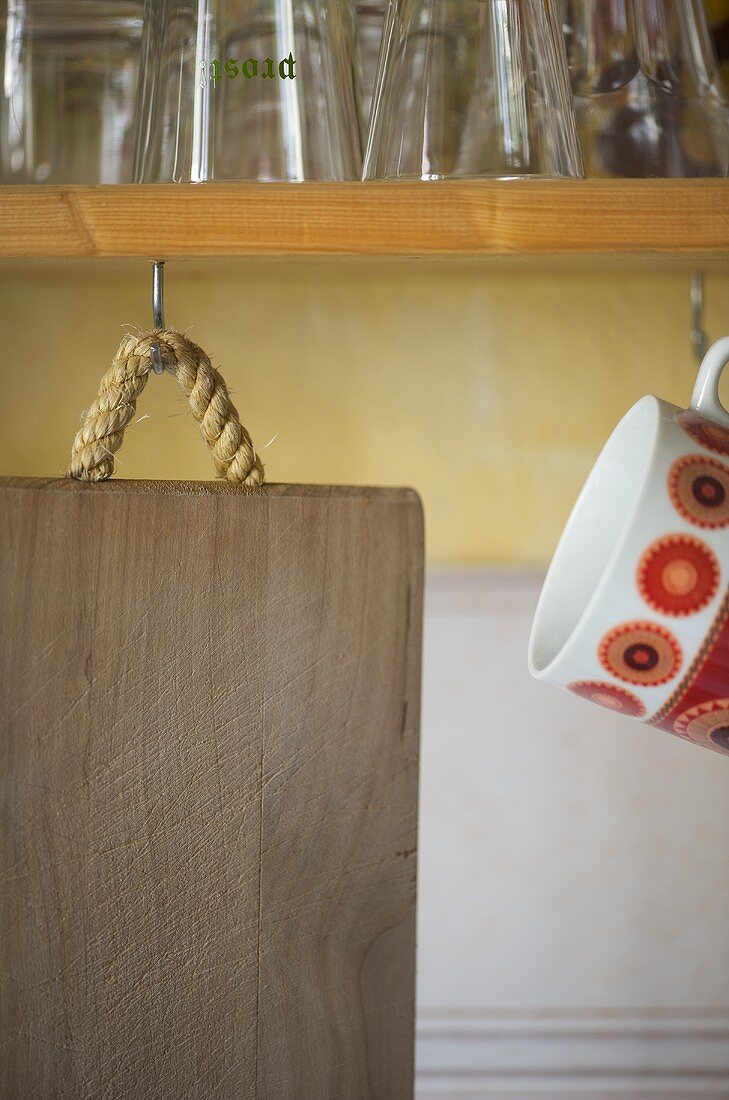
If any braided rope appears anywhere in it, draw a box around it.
[67,330,264,486]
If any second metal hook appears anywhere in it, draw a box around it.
[691,271,709,366]
[150,260,165,375]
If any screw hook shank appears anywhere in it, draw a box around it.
[150,260,165,375]
[691,271,709,366]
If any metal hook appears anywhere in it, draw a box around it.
[150,260,165,375]
[690,271,709,366]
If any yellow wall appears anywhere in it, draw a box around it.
[1,261,727,565]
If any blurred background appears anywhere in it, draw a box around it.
[2,258,729,1097]
[2,0,729,1095]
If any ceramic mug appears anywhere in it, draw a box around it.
[529,337,729,756]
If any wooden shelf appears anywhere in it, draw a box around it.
[0,180,727,261]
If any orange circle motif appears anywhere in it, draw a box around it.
[674,699,729,756]
[598,621,682,686]
[677,410,729,457]
[669,454,729,529]
[637,534,720,616]
[568,681,646,718]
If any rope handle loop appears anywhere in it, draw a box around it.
[67,330,264,487]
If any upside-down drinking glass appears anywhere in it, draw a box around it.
[134,0,363,181]
[0,0,143,183]
[362,0,584,179]
[560,0,729,177]
[355,0,386,122]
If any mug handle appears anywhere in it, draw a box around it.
[690,336,729,429]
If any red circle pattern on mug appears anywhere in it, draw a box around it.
[561,404,729,744]
[568,681,646,717]
[677,409,729,456]
[669,454,729,529]
[674,698,729,756]
[637,533,720,616]
[598,621,682,686]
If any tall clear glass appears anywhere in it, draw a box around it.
[561,0,729,176]
[355,0,385,122]
[134,0,363,182]
[0,1,143,184]
[363,0,584,180]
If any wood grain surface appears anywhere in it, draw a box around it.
[0,478,423,1100]
[0,180,726,259]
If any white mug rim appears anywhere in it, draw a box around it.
[527,393,670,680]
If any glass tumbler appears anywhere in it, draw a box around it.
[561,0,729,176]
[363,0,584,180]
[0,1,143,184]
[356,0,386,122]
[134,0,363,182]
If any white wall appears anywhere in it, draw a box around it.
[416,571,729,1099]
